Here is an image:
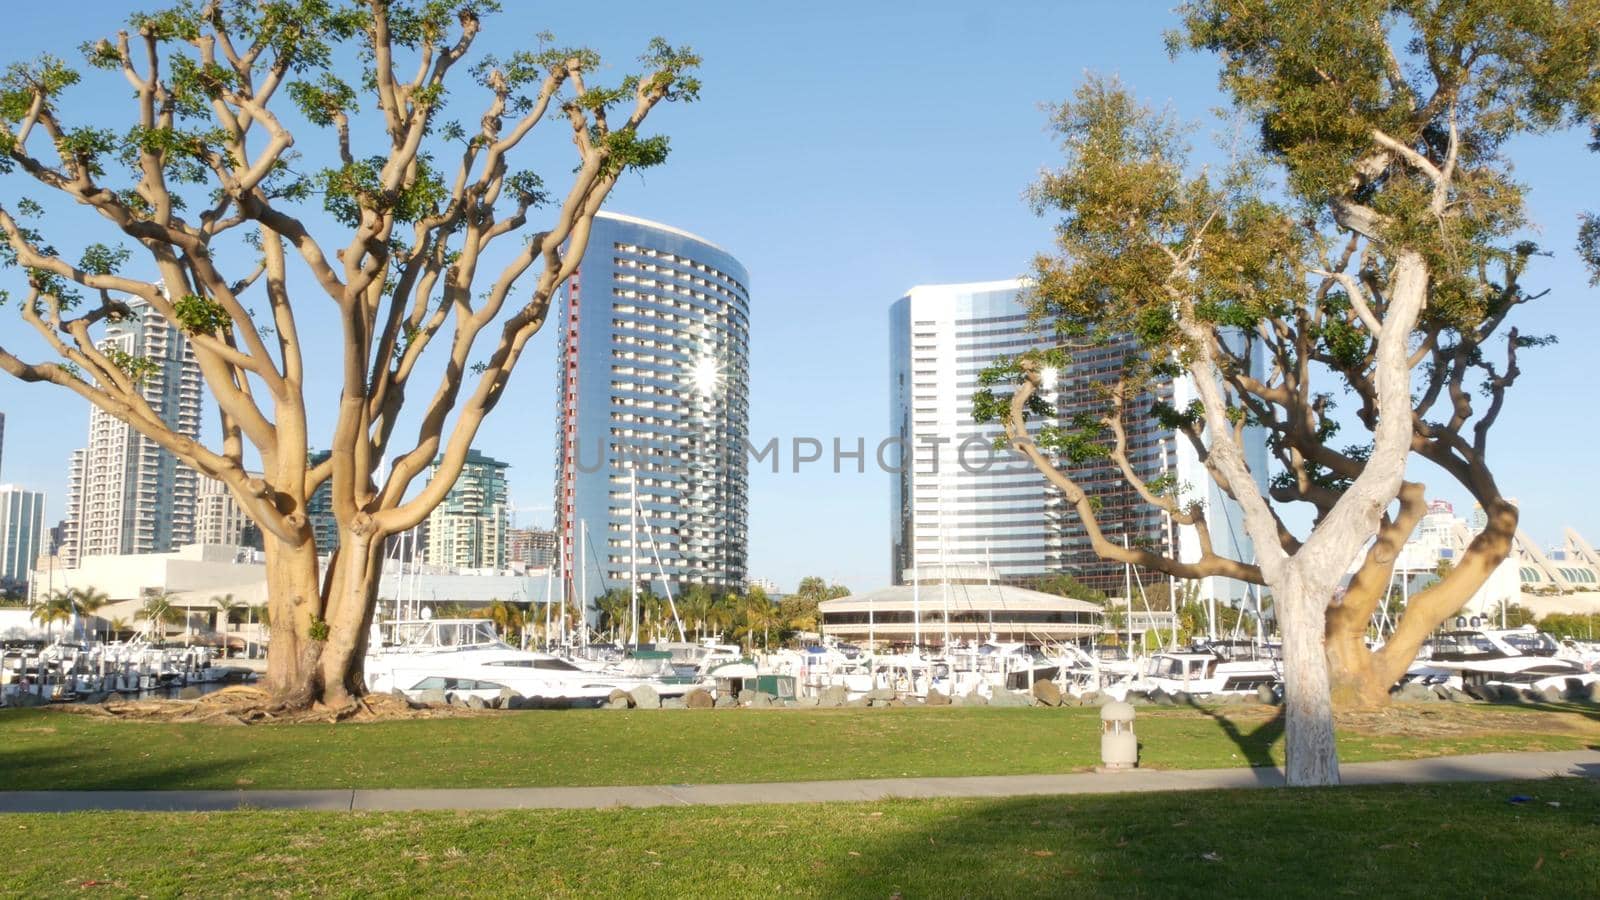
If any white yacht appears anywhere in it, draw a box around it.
[364,619,702,705]
[1408,626,1599,696]
[1110,649,1280,700]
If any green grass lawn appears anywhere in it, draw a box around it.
[7,779,1598,897]
[2,702,1596,791]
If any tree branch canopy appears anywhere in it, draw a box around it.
[974,1,1598,780]
[0,0,701,709]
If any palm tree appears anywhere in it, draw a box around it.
[474,598,524,642]
[707,591,740,642]
[31,592,71,641]
[594,589,630,642]
[106,617,131,641]
[679,585,713,640]
[71,587,111,640]
[743,587,776,651]
[212,594,245,653]
[137,593,184,641]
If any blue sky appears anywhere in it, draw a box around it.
[0,2,1595,593]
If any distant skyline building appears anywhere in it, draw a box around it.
[425,450,509,570]
[889,279,1261,602]
[194,474,261,550]
[60,297,202,567]
[305,450,338,556]
[0,484,44,588]
[507,526,557,570]
[555,211,751,604]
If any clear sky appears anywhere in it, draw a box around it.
[0,2,1595,594]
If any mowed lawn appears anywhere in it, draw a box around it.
[2,702,1596,791]
[8,779,1599,897]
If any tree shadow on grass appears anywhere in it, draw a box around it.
[1505,698,1600,726]
[1180,700,1285,769]
[0,708,278,792]
[796,776,1600,899]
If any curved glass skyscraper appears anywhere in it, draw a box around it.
[555,212,750,605]
[889,280,1263,603]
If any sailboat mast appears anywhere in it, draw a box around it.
[939,526,951,650]
[579,523,589,648]
[629,466,639,648]
[1123,534,1134,649]
[557,536,567,647]
[912,564,921,650]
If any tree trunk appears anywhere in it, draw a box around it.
[317,529,384,707]
[1276,572,1341,786]
[1324,603,1392,708]
[263,534,325,708]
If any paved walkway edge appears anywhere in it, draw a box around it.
[2,749,1596,814]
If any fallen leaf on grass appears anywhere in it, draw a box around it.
[1201,852,1222,862]
[847,851,861,857]
[1534,856,1544,871]
[1029,850,1055,858]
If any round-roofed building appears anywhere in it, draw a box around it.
[818,564,1103,648]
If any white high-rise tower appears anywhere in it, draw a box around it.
[60,297,203,566]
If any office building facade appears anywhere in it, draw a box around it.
[555,211,750,603]
[194,474,262,549]
[304,450,339,556]
[0,484,44,588]
[889,280,1262,602]
[425,450,509,570]
[61,298,202,567]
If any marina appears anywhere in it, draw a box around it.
[1,639,256,706]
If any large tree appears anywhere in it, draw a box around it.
[0,1,699,708]
[979,1,1598,785]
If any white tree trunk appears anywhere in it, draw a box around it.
[1275,571,1340,785]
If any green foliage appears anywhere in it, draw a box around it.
[1580,211,1600,286]
[308,616,330,642]
[78,243,130,276]
[504,170,549,207]
[596,127,671,177]
[105,348,160,385]
[1034,573,1107,604]
[1489,600,1538,629]
[56,126,117,176]
[639,38,702,102]
[119,125,232,184]
[287,73,357,127]
[0,54,79,121]
[319,155,448,226]
[1174,0,1599,334]
[1537,612,1600,640]
[173,293,230,335]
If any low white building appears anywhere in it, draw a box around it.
[28,544,561,640]
[1361,501,1600,619]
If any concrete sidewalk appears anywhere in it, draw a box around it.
[2,749,1595,814]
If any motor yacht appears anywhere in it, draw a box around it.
[1407,626,1599,696]
[364,619,703,705]
[1109,648,1280,700]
